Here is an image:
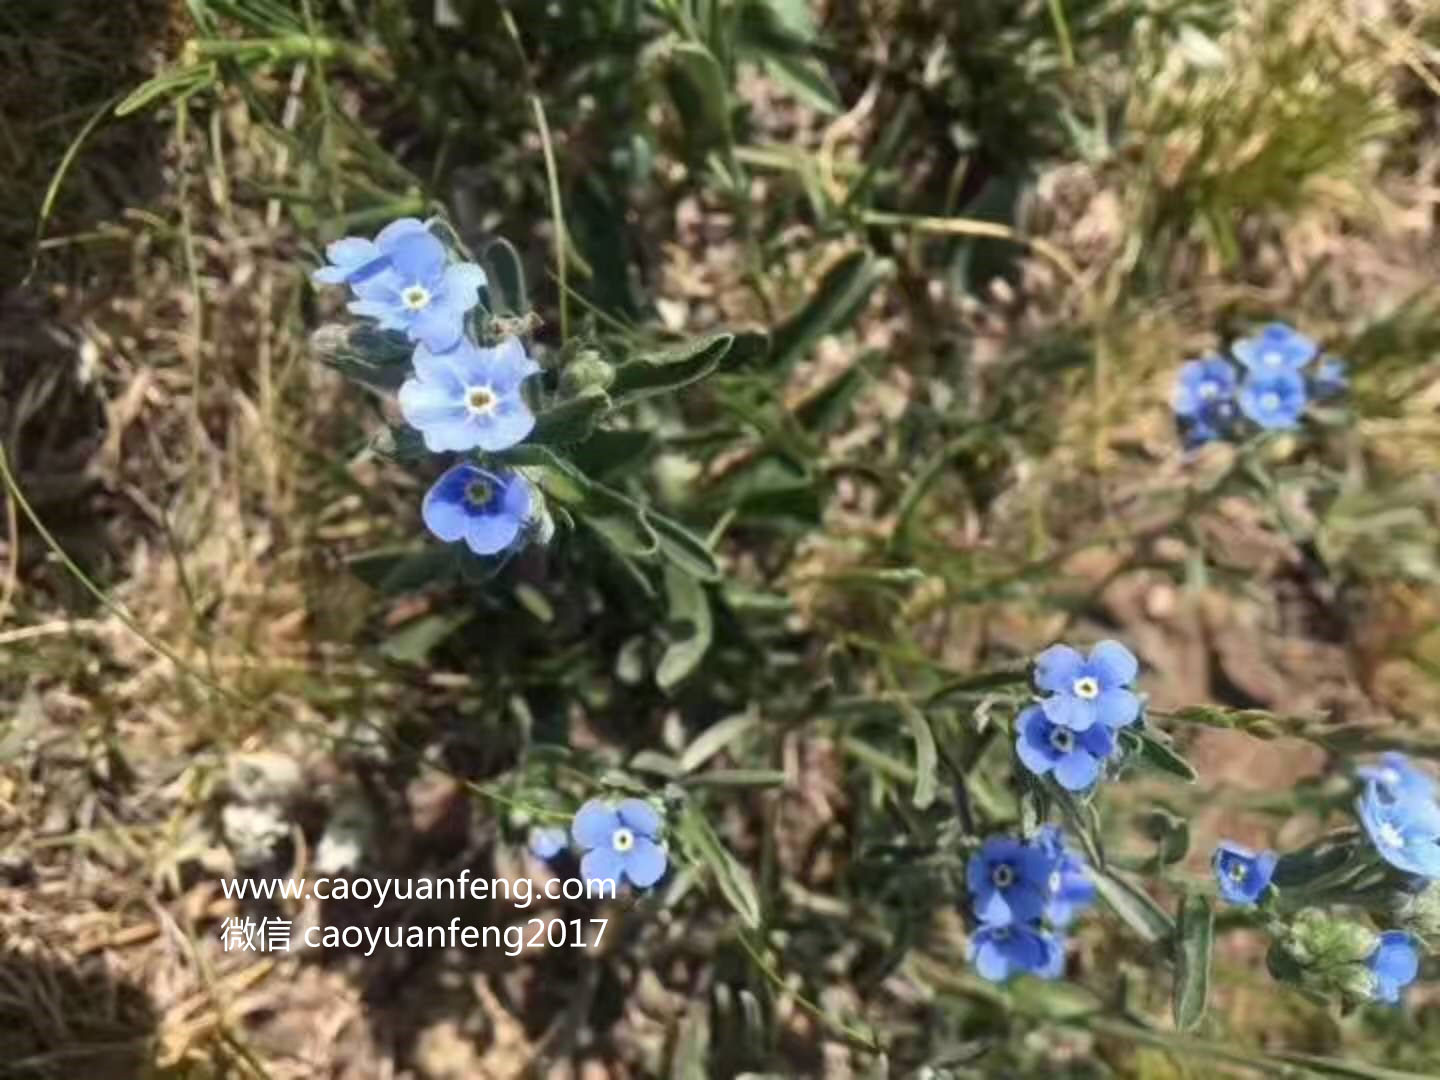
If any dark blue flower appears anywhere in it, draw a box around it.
[1357,779,1440,879]
[528,826,568,861]
[314,218,487,353]
[1181,397,1241,448]
[1312,357,1347,399]
[1366,931,1421,1003]
[1033,640,1141,732]
[1232,323,1317,373]
[1173,355,1238,419]
[969,923,1065,982]
[1358,753,1437,804]
[1015,704,1116,791]
[571,798,668,889]
[1035,826,1095,927]
[399,337,539,452]
[1211,841,1277,905]
[1238,370,1307,430]
[421,464,533,556]
[966,836,1054,926]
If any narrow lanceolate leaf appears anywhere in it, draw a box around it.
[609,333,735,406]
[1093,868,1175,945]
[899,700,938,809]
[657,565,713,691]
[1173,894,1214,1031]
[680,713,758,774]
[1135,728,1199,783]
[678,803,762,928]
[768,251,893,371]
[530,386,611,446]
[482,236,528,314]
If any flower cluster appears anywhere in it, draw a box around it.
[965,826,1094,982]
[525,799,670,891]
[1173,322,1346,447]
[313,219,545,557]
[1015,640,1142,792]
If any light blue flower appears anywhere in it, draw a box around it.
[314,218,487,353]
[399,337,539,453]
[1358,753,1437,804]
[1015,704,1116,791]
[528,826,568,861]
[1035,826,1095,927]
[571,798,668,889]
[1238,370,1307,430]
[1232,323,1317,373]
[966,836,1054,926]
[969,923,1065,982]
[1312,356,1348,398]
[1211,841,1277,905]
[1173,355,1238,419]
[421,463,533,556]
[1033,640,1141,732]
[1366,931,1421,1003]
[1357,779,1440,879]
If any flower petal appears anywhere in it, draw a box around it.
[399,375,466,427]
[1371,932,1419,989]
[622,835,668,887]
[463,509,522,556]
[422,477,470,542]
[571,800,620,850]
[1078,721,1116,757]
[473,400,535,452]
[441,262,488,308]
[580,846,625,892]
[1016,732,1057,777]
[1034,644,1084,693]
[973,886,1013,926]
[1093,688,1140,729]
[972,937,1011,982]
[386,230,449,286]
[374,217,428,250]
[326,236,381,268]
[1040,693,1096,732]
[1088,640,1138,688]
[616,798,663,838]
[408,298,467,353]
[1054,751,1100,791]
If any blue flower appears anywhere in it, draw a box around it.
[1366,931,1421,1003]
[1211,841,1277,905]
[571,798,668,889]
[1357,779,1440,879]
[1232,323,1317,373]
[966,836,1055,926]
[1015,704,1116,791]
[1358,753,1437,804]
[969,923,1065,982]
[1033,640,1141,732]
[528,826,568,861]
[1173,355,1238,419]
[1312,357,1348,398]
[1181,397,1241,448]
[314,218,487,353]
[399,337,539,452]
[1035,826,1095,927]
[421,464,533,556]
[1238,370,1307,430]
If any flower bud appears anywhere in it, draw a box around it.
[559,349,615,395]
[1268,911,1385,1006]
[1384,877,1440,938]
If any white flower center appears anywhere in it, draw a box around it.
[401,284,432,311]
[1262,350,1283,368]
[1260,392,1281,412]
[612,827,635,853]
[1228,862,1248,883]
[1382,768,1401,788]
[1048,871,1062,894]
[1049,727,1075,753]
[992,864,1015,888]
[1199,382,1218,400]
[466,385,498,416]
[1072,676,1100,700]
[1378,823,1404,849]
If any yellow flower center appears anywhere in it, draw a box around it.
[1260,392,1281,412]
[463,479,493,508]
[1072,676,1099,700]
[466,385,498,416]
[612,827,635,853]
[401,285,432,311]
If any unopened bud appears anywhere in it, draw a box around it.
[560,350,615,395]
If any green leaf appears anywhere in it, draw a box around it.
[680,712,758,774]
[760,53,840,115]
[768,251,892,371]
[1142,810,1191,867]
[530,386,612,446]
[794,360,867,432]
[1051,785,1106,870]
[1173,893,1214,1032]
[679,803,762,928]
[661,40,733,154]
[573,428,657,476]
[1272,831,1362,888]
[658,565,714,691]
[648,508,722,582]
[379,612,472,664]
[115,64,217,116]
[899,700,938,809]
[1135,728,1199,783]
[1093,868,1175,945]
[482,236,528,315]
[609,333,735,406]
